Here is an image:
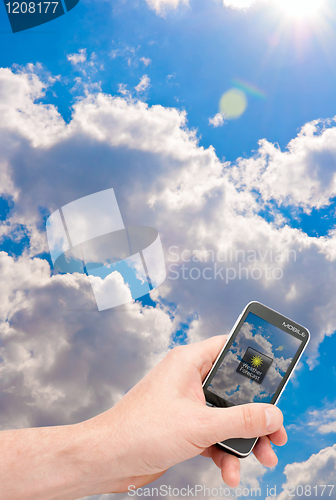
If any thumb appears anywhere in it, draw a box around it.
[194,403,283,448]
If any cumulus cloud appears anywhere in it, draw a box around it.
[140,57,152,67]
[135,75,151,93]
[144,0,260,15]
[209,113,225,127]
[110,44,139,67]
[0,252,176,431]
[145,0,189,15]
[67,48,88,65]
[308,407,336,434]
[223,0,257,9]
[1,65,336,358]
[66,49,103,96]
[0,67,65,148]
[88,272,133,311]
[273,445,336,500]
[97,452,267,500]
[1,63,336,497]
[0,63,336,356]
[230,118,336,211]
[117,83,129,96]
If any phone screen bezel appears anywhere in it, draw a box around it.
[203,301,310,410]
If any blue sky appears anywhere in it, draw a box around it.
[2,0,336,162]
[1,0,336,498]
[2,0,336,240]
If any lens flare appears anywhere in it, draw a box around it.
[219,88,247,119]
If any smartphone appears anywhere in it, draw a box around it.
[202,301,310,458]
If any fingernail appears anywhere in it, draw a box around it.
[265,407,281,432]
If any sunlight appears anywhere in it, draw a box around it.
[275,0,323,19]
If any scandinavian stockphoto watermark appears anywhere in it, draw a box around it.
[46,188,166,311]
[167,246,297,283]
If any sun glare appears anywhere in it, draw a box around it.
[275,0,323,19]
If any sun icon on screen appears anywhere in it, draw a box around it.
[251,355,263,368]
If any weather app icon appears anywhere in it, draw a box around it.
[46,188,166,311]
[236,347,273,384]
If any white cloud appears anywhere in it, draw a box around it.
[230,118,336,211]
[0,67,65,148]
[145,0,189,15]
[117,83,129,96]
[209,113,225,127]
[273,445,336,500]
[140,57,152,67]
[2,65,336,496]
[66,49,103,95]
[70,76,102,97]
[135,74,151,93]
[223,0,257,9]
[110,44,138,67]
[308,407,336,434]
[88,272,133,311]
[67,48,87,65]
[1,65,336,363]
[0,253,176,431]
[100,453,267,500]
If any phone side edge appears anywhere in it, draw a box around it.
[216,437,259,458]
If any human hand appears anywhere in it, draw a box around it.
[80,335,287,496]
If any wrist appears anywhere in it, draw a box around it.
[71,409,130,496]
[0,423,118,500]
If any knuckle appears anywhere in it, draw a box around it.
[242,405,255,434]
[168,345,185,359]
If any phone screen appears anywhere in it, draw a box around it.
[205,311,304,406]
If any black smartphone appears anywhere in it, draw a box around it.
[202,301,310,458]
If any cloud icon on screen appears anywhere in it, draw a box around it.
[46,188,166,311]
